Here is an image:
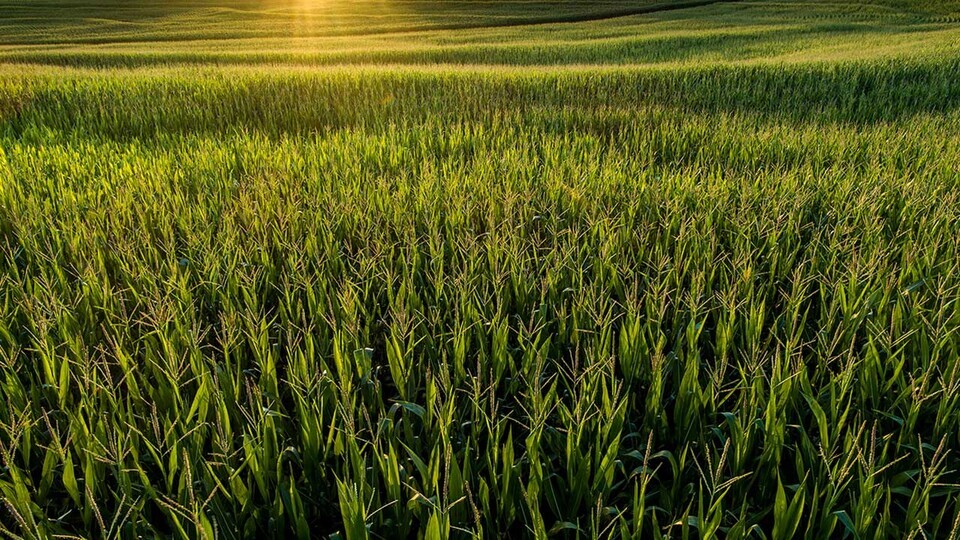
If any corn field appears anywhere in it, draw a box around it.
[1,0,960,538]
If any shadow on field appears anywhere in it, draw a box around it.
[2,60,959,141]
[0,0,733,46]
[0,24,866,70]
[0,16,923,70]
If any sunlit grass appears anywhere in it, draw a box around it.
[1,1,960,539]
[2,0,960,67]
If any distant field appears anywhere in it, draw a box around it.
[2,0,960,66]
[2,1,960,539]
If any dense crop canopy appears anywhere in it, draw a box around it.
[1,0,960,538]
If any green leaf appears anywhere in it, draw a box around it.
[833,510,858,539]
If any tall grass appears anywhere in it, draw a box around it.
[3,60,960,136]
[2,0,960,538]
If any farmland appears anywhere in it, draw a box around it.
[1,0,960,538]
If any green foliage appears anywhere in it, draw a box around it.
[2,0,960,68]
[1,0,960,538]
